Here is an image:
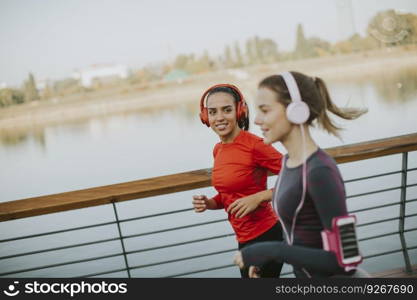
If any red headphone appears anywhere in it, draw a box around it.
[199,83,248,127]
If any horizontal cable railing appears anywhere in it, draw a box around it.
[1,133,416,222]
[0,132,417,278]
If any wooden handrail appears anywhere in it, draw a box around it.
[1,132,416,222]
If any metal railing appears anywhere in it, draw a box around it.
[0,133,417,277]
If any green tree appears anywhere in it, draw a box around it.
[200,50,215,72]
[23,73,40,102]
[0,89,13,107]
[173,54,190,70]
[258,38,280,63]
[224,45,234,68]
[245,38,256,65]
[403,12,417,44]
[294,24,314,59]
[308,37,332,56]
[53,78,81,96]
[24,73,40,102]
[254,36,262,63]
[242,36,281,65]
[234,42,244,67]
[41,83,54,100]
[0,88,25,107]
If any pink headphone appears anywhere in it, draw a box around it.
[280,71,310,124]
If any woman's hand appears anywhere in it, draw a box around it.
[233,251,245,268]
[227,189,272,218]
[248,266,260,278]
[233,251,260,278]
[192,195,209,213]
[227,193,262,218]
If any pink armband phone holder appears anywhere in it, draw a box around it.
[321,215,363,271]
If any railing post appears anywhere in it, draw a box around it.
[112,202,132,278]
[399,152,412,274]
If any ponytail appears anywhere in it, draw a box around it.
[259,72,367,138]
[314,77,367,137]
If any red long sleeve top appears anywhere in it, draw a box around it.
[211,130,283,243]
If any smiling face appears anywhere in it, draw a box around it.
[206,92,240,141]
[254,87,292,144]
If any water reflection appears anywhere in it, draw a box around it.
[0,66,416,148]
[358,66,417,103]
[0,127,46,148]
[0,101,199,148]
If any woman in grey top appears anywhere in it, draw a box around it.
[233,71,367,278]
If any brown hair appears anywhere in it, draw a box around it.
[258,71,367,137]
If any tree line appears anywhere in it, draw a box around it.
[1,9,416,108]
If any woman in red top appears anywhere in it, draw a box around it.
[192,84,284,277]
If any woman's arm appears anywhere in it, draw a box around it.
[206,197,220,209]
[227,189,272,218]
[253,139,283,175]
[192,195,221,212]
[237,165,349,274]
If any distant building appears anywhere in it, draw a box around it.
[35,79,51,91]
[163,69,189,83]
[72,64,129,87]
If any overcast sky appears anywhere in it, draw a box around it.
[1,0,416,86]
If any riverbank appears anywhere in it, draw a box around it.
[1,46,416,132]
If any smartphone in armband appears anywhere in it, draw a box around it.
[321,215,363,270]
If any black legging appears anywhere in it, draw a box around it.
[241,240,352,277]
[238,222,284,278]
